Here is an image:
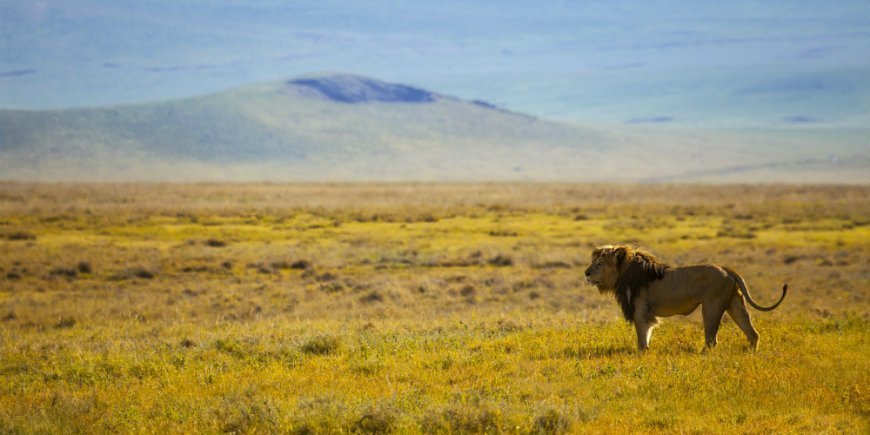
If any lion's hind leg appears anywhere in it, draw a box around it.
[701,302,727,349]
[726,295,760,350]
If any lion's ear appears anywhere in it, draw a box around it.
[615,247,627,268]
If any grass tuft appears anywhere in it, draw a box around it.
[301,335,342,356]
[533,408,571,434]
[352,405,397,434]
[4,231,36,241]
[76,261,92,274]
[48,267,77,279]
[360,291,385,304]
[488,254,514,267]
[109,267,155,280]
[290,260,312,270]
[421,405,503,434]
[214,391,279,434]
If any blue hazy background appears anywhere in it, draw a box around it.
[1,0,869,128]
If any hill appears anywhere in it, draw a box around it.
[0,74,867,182]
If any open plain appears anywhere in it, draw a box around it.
[0,183,867,433]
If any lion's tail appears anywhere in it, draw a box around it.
[723,266,787,312]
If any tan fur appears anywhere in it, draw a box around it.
[584,245,788,351]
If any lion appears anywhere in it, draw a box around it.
[584,245,787,351]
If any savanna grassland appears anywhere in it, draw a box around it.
[0,183,868,434]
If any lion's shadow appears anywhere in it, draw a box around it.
[561,344,635,359]
[560,342,702,358]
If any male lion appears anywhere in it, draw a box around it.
[584,245,787,351]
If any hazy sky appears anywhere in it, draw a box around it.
[1,0,869,127]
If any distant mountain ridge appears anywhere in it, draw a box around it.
[0,74,866,183]
[289,75,437,104]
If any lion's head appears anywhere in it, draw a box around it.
[585,245,671,321]
[584,245,628,293]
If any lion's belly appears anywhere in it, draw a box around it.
[652,300,701,317]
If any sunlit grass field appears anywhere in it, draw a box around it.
[1,183,868,433]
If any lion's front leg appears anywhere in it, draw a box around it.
[632,300,658,352]
[633,310,657,351]
[634,321,653,351]
[634,320,660,351]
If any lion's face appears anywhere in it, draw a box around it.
[585,246,624,292]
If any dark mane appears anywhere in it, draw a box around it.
[615,250,670,322]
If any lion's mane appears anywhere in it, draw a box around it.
[614,248,670,322]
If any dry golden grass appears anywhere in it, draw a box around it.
[1,183,868,433]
